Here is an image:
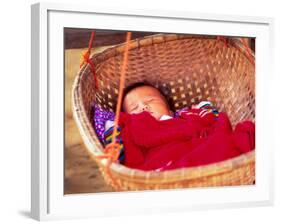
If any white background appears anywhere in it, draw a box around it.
[0,0,279,223]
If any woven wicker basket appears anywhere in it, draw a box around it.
[72,33,255,191]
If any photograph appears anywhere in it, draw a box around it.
[65,28,256,194]
[1,0,279,221]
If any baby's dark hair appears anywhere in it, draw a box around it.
[121,81,172,112]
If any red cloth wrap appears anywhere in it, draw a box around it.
[118,110,255,171]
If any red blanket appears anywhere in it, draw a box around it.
[118,110,255,171]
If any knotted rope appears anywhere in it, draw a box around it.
[240,38,255,66]
[95,32,132,190]
[80,31,99,90]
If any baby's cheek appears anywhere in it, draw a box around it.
[131,108,143,114]
[131,110,139,114]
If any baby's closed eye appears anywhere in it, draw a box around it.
[130,105,138,112]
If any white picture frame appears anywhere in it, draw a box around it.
[31,2,275,221]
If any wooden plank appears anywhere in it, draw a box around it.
[64,28,156,49]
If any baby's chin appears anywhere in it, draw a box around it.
[150,112,166,120]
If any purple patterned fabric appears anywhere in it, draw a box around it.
[93,104,115,143]
[174,107,188,118]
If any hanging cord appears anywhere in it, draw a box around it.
[80,31,99,90]
[217,36,254,66]
[217,36,229,47]
[96,32,132,190]
[240,38,255,66]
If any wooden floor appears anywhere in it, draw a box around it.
[64,47,114,194]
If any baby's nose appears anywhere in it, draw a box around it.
[141,103,149,111]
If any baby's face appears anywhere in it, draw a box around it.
[123,85,171,120]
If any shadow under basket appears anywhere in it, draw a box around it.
[72,33,255,191]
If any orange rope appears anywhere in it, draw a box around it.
[217,36,229,47]
[96,32,132,191]
[240,38,255,66]
[112,32,132,144]
[80,31,99,89]
[217,36,254,66]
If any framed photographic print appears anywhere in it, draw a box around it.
[31,2,274,221]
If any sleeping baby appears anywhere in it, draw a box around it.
[104,82,255,171]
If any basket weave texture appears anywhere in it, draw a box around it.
[72,34,255,191]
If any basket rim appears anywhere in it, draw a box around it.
[104,151,255,183]
[90,33,255,67]
[72,33,255,182]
